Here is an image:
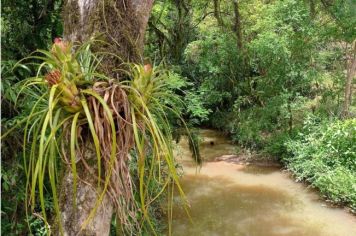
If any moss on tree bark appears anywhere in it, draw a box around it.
[59,1,153,235]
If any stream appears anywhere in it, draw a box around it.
[172,129,356,236]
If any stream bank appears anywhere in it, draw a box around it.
[172,129,356,236]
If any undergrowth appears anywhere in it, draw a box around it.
[284,117,356,211]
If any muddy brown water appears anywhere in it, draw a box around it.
[172,129,356,236]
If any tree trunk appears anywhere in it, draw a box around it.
[63,0,153,75]
[59,166,114,236]
[342,40,356,118]
[213,0,223,26]
[170,0,192,63]
[233,0,242,50]
[59,1,153,235]
[309,0,316,18]
[232,0,248,77]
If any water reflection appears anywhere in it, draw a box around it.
[240,165,280,175]
[199,129,237,162]
[173,175,318,236]
[172,130,356,236]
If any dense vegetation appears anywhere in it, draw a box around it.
[285,117,356,209]
[145,0,355,212]
[2,1,64,234]
[1,0,355,235]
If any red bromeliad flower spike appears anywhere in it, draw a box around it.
[52,37,70,54]
[45,70,61,86]
[143,64,153,79]
[54,37,62,44]
[144,64,152,73]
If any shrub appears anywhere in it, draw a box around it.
[284,117,356,210]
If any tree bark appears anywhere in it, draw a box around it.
[232,0,248,77]
[342,40,356,118]
[233,0,242,50]
[59,168,114,236]
[63,0,153,74]
[213,0,223,26]
[59,1,154,235]
[170,0,192,63]
[309,0,316,19]
[58,141,115,236]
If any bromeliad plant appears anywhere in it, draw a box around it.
[8,39,188,235]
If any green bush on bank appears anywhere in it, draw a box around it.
[284,118,356,210]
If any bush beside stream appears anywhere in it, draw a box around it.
[283,118,356,211]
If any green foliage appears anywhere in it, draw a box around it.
[146,0,198,63]
[2,3,63,233]
[284,118,356,210]
[184,91,211,125]
[262,131,292,158]
[1,39,192,235]
[8,41,105,234]
[187,129,202,164]
[184,31,243,110]
[28,216,50,236]
[319,0,356,42]
[2,0,356,234]
[1,160,27,235]
[147,0,356,211]
[1,0,63,60]
[1,60,53,233]
[123,63,190,234]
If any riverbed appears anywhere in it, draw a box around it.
[172,129,356,236]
